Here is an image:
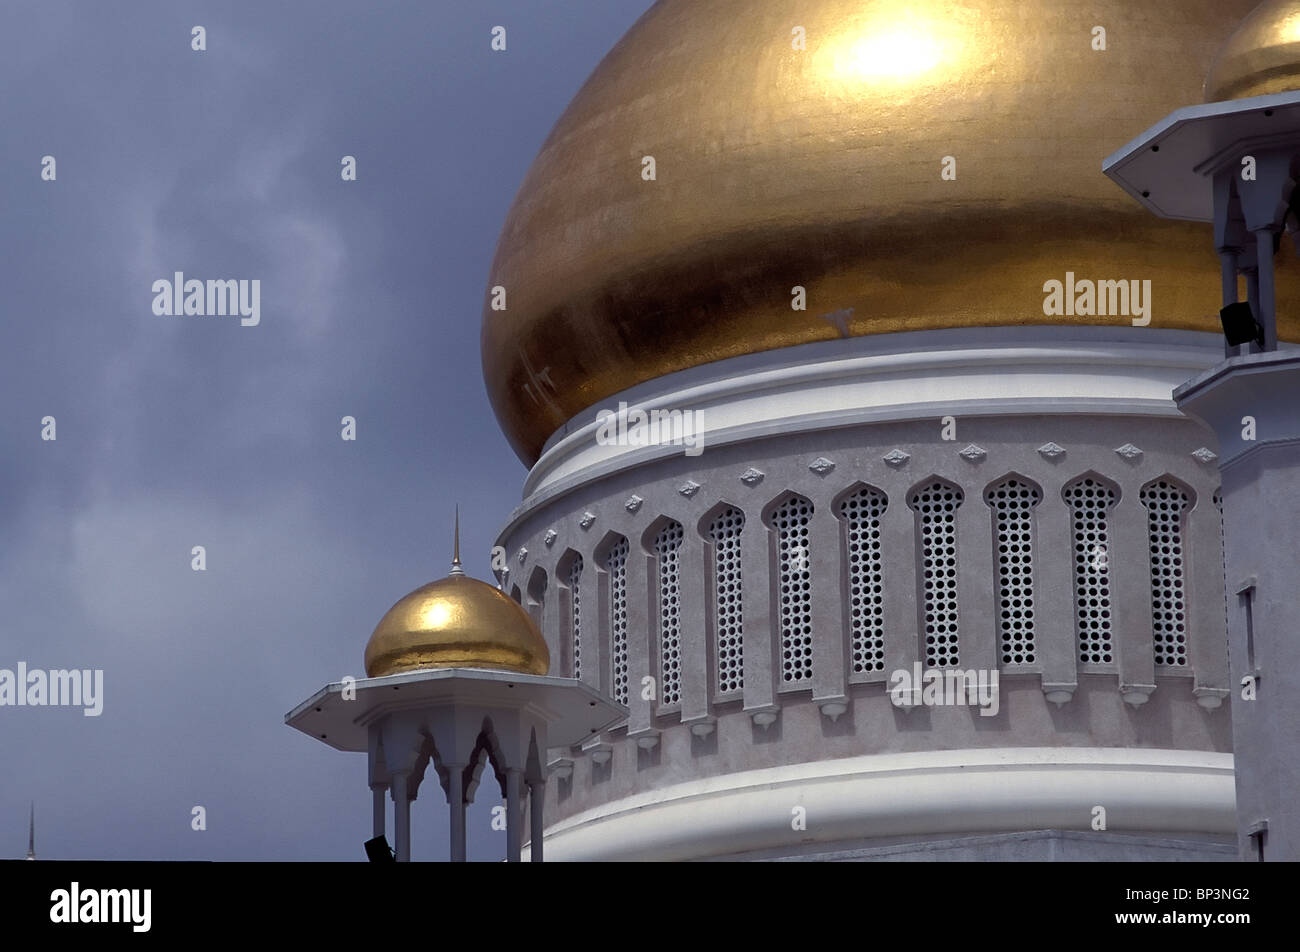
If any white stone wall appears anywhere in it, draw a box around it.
[501,412,1231,835]
[495,329,1236,857]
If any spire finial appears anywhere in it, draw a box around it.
[25,802,34,861]
[450,506,464,576]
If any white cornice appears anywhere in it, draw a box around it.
[526,746,1235,861]
[507,327,1225,534]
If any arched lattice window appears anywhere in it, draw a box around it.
[526,569,547,639]
[1214,488,1227,633]
[771,496,814,684]
[985,477,1042,666]
[909,480,963,668]
[653,521,684,707]
[1064,477,1117,665]
[709,508,745,695]
[606,538,630,704]
[839,487,887,676]
[567,555,583,679]
[1141,479,1193,667]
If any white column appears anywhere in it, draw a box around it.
[1111,489,1156,704]
[528,779,545,863]
[880,492,919,684]
[678,532,711,726]
[447,767,467,862]
[741,516,775,720]
[505,768,524,862]
[1187,497,1230,707]
[1034,489,1079,704]
[626,549,654,736]
[957,482,996,674]
[391,772,412,863]
[370,784,385,839]
[809,500,847,712]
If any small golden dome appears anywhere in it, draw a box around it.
[483,0,1300,466]
[363,573,550,678]
[363,518,549,678]
[1206,0,1300,101]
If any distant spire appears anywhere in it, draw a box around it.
[449,506,464,577]
[25,802,34,861]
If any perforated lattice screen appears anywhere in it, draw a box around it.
[568,555,583,679]
[607,538,630,704]
[709,508,745,695]
[909,481,963,668]
[839,487,887,675]
[1214,487,1227,633]
[773,496,814,683]
[1141,480,1192,667]
[986,478,1042,666]
[1064,478,1116,665]
[654,521,684,706]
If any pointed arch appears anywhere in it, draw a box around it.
[984,473,1043,668]
[763,492,815,686]
[1062,472,1121,667]
[834,482,889,678]
[556,549,585,679]
[907,477,964,668]
[642,516,685,709]
[700,501,746,698]
[1140,475,1196,667]
[525,565,548,635]
[594,531,631,704]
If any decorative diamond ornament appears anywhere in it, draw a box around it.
[739,467,765,485]
[544,529,557,547]
[517,547,528,564]
[1191,447,1218,464]
[808,457,836,475]
[1037,442,1066,460]
[579,512,596,530]
[677,480,701,497]
[883,449,910,467]
[624,495,643,513]
[1114,443,1144,460]
[959,444,987,462]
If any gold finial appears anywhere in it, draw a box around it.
[450,506,464,576]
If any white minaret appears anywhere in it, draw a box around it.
[1104,0,1300,861]
[286,515,624,861]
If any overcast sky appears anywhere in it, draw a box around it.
[0,0,655,861]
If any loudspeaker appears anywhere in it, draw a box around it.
[1220,301,1263,347]
[364,835,395,862]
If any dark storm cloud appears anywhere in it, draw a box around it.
[0,0,655,860]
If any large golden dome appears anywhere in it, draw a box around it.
[364,569,549,678]
[1206,0,1300,101]
[484,0,1297,464]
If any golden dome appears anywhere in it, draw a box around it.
[483,0,1300,464]
[363,551,549,678]
[1206,0,1300,101]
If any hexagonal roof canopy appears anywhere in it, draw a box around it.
[1103,89,1300,222]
